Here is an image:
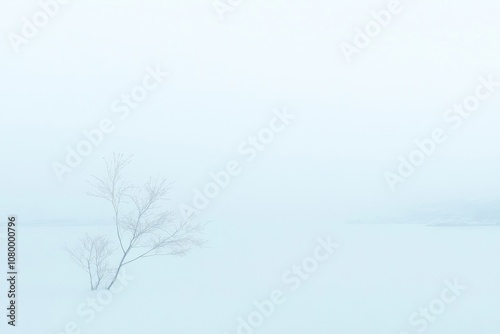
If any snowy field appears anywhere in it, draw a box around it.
[2,221,499,334]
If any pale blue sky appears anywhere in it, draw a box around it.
[1,0,499,223]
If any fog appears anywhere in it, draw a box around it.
[1,0,499,225]
[2,1,500,333]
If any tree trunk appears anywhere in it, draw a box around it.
[107,249,128,290]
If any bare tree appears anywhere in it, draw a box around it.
[66,234,114,290]
[88,154,206,290]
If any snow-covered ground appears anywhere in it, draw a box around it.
[2,220,499,334]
